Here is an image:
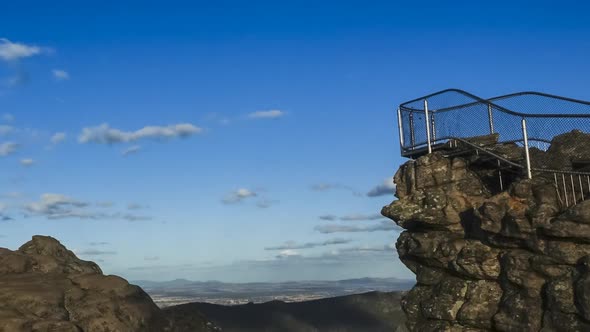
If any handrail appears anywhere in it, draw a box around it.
[450,137,590,176]
[399,88,590,118]
[397,89,590,210]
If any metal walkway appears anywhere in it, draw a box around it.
[396,89,590,210]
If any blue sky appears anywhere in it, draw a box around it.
[0,1,589,282]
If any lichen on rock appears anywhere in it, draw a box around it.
[383,131,590,332]
[0,235,216,332]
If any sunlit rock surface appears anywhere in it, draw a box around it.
[0,235,216,332]
[383,131,590,331]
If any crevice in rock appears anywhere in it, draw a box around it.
[384,131,590,332]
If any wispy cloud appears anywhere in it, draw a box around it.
[0,192,22,199]
[52,69,69,81]
[222,188,257,204]
[0,142,18,156]
[0,38,43,61]
[89,241,109,246]
[248,110,285,119]
[78,123,202,144]
[0,39,50,89]
[265,238,352,250]
[127,203,148,210]
[76,249,117,256]
[311,183,362,196]
[339,213,384,221]
[125,247,400,281]
[0,202,12,221]
[336,243,397,253]
[24,193,153,221]
[275,249,301,259]
[256,199,278,209]
[25,193,90,219]
[96,201,114,208]
[20,158,34,167]
[0,125,13,135]
[319,213,384,221]
[144,256,160,261]
[314,220,399,234]
[120,213,152,222]
[2,114,14,122]
[122,145,141,156]
[367,177,396,197]
[50,132,66,144]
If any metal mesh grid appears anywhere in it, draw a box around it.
[398,89,590,155]
[398,89,590,211]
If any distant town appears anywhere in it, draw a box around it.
[134,277,414,307]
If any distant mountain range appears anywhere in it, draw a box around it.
[133,277,414,307]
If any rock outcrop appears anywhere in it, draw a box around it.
[383,131,590,331]
[0,235,215,332]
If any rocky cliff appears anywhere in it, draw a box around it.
[0,235,216,332]
[382,131,590,331]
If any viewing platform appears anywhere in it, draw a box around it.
[396,89,590,209]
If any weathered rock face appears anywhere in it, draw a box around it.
[0,236,215,332]
[383,132,590,332]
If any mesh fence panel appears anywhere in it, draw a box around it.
[399,89,590,155]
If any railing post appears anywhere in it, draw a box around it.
[430,112,436,142]
[424,99,432,154]
[397,107,405,154]
[409,112,415,150]
[521,118,532,179]
[488,104,495,134]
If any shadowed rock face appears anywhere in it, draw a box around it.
[0,236,215,332]
[383,131,590,332]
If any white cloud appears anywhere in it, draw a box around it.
[0,38,42,61]
[265,238,352,250]
[248,110,285,119]
[25,193,89,218]
[89,241,109,246]
[0,142,18,156]
[319,213,384,221]
[222,188,257,204]
[24,194,153,222]
[127,203,147,210]
[311,183,362,196]
[367,177,396,197]
[0,125,13,136]
[256,199,278,208]
[339,213,384,221]
[122,145,141,156]
[52,69,69,81]
[0,192,22,199]
[314,220,399,234]
[76,249,117,256]
[78,123,202,144]
[121,213,152,221]
[50,132,66,144]
[2,114,14,122]
[336,243,397,253]
[20,158,34,167]
[276,249,301,259]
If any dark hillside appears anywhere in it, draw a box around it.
[165,291,406,332]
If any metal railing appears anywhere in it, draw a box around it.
[397,89,590,210]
